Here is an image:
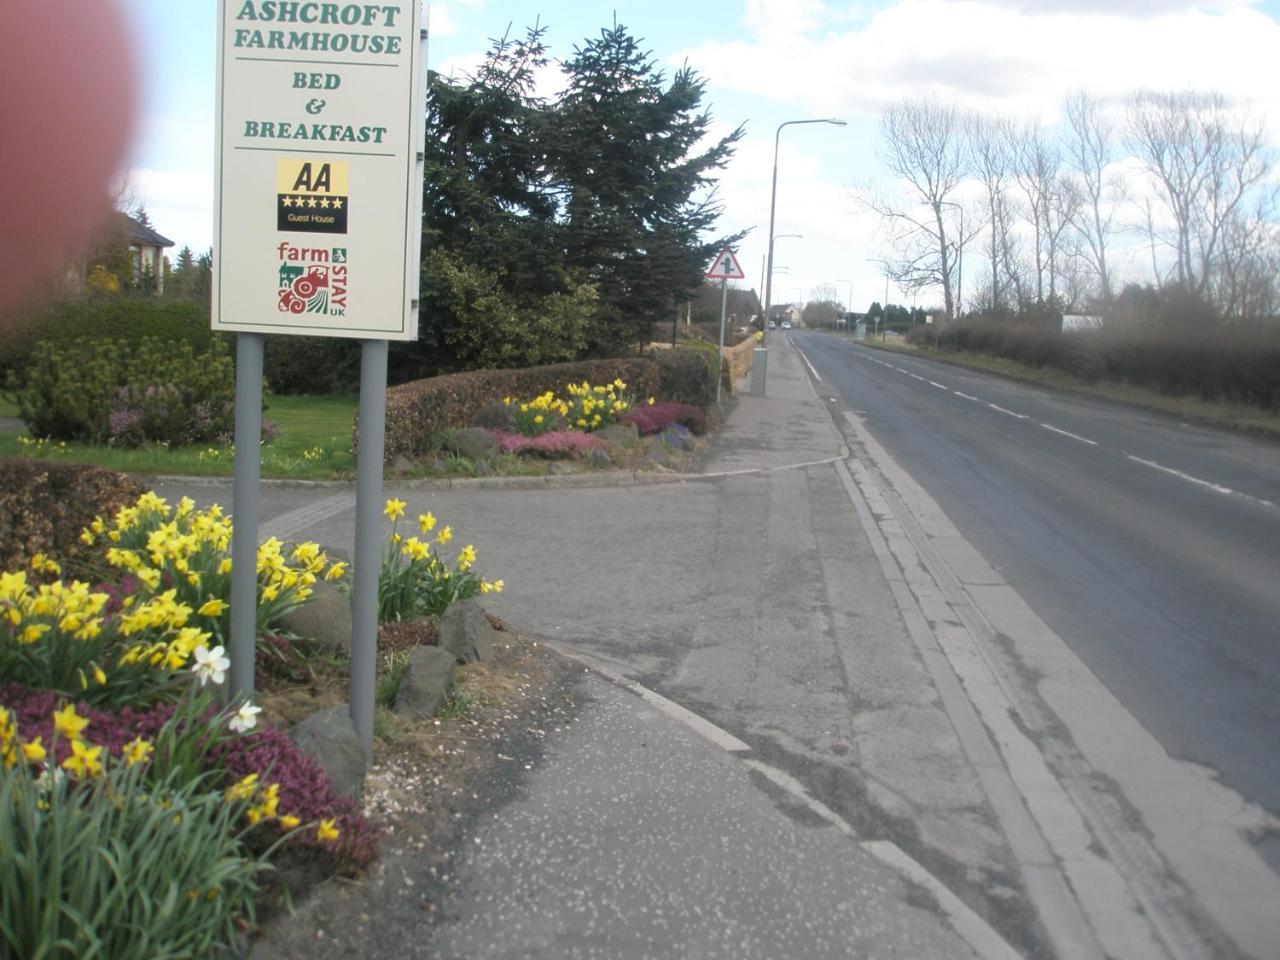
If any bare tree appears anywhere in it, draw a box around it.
[1127,90,1271,299]
[1062,90,1122,305]
[1009,121,1062,303]
[871,97,966,319]
[1215,198,1280,319]
[966,113,1015,313]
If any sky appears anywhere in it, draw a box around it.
[122,0,1280,312]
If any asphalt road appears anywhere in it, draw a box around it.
[792,331,1280,844]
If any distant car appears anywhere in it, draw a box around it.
[767,320,777,329]
[781,320,792,330]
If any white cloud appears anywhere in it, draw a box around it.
[125,168,216,254]
[681,1,1280,129]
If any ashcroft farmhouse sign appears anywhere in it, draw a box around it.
[213,1,425,339]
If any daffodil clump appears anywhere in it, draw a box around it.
[562,378,632,432]
[377,499,503,622]
[503,379,633,436]
[0,693,342,959]
[503,390,570,436]
[85,491,346,648]
[0,560,211,707]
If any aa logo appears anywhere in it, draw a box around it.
[276,160,349,234]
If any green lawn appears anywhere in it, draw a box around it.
[0,394,357,479]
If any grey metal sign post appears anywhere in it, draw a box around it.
[705,247,746,404]
[229,332,263,699]
[214,2,427,756]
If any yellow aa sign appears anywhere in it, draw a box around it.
[276,159,350,195]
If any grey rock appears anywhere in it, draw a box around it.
[643,436,672,466]
[596,422,639,452]
[585,447,612,467]
[320,544,350,565]
[445,427,499,459]
[289,706,365,800]
[390,453,416,474]
[474,460,495,477]
[549,461,577,475]
[438,599,497,664]
[394,646,456,720]
[276,579,351,654]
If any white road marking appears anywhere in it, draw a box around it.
[928,380,950,391]
[1040,423,1098,446]
[1126,455,1277,511]
[988,403,1031,420]
[955,392,981,402]
[796,348,822,382]
[909,373,926,381]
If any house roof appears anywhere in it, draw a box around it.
[123,213,174,248]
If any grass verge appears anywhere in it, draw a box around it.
[862,338,1280,439]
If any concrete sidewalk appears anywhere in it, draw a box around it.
[156,334,1037,959]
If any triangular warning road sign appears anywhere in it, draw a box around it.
[706,247,746,280]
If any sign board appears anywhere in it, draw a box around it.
[213,1,426,339]
[706,247,746,281]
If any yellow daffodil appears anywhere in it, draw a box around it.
[18,623,50,645]
[279,814,301,829]
[22,737,46,764]
[316,818,340,842]
[197,598,228,617]
[324,561,348,581]
[226,773,259,802]
[458,545,477,572]
[417,512,437,533]
[123,737,153,765]
[52,703,89,741]
[384,498,407,521]
[62,739,104,778]
[436,526,453,546]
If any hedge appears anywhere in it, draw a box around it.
[0,459,146,578]
[0,297,216,380]
[908,318,1280,410]
[369,358,663,463]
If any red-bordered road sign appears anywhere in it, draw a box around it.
[706,247,746,280]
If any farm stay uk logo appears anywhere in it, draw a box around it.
[277,243,348,316]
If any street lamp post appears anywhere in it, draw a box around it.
[756,119,845,395]
[866,258,891,340]
[940,200,964,320]
[836,278,853,332]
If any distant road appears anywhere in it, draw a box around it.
[793,330,1280,851]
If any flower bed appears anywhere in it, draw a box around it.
[0,489,382,957]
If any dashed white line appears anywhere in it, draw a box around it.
[928,380,950,391]
[987,402,1031,421]
[1126,455,1277,511]
[1040,423,1098,446]
[955,392,981,402]
[909,373,927,382]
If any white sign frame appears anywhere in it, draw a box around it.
[213,1,426,340]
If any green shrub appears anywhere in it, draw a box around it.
[263,334,361,395]
[374,358,661,464]
[653,345,721,408]
[10,337,236,446]
[0,296,216,381]
[0,760,268,960]
[0,459,145,579]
